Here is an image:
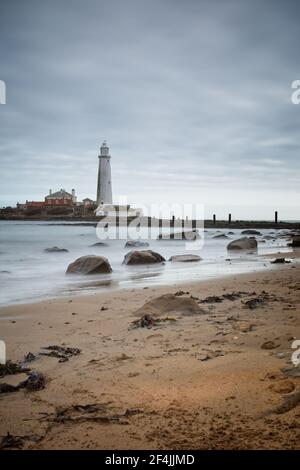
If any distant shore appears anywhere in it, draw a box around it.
[1,216,300,230]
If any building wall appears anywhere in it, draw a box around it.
[45,198,73,206]
[26,201,45,208]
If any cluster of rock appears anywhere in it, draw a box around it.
[65,247,206,275]
[63,227,299,276]
[66,250,166,275]
[65,229,203,275]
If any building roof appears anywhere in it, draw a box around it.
[82,198,94,202]
[46,189,73,199]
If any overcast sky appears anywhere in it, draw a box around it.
[0,0,300,219]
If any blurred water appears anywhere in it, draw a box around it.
[0,220,292,306]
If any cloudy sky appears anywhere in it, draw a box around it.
[0,0,300,219]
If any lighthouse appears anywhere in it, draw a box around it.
[96,140,112,205]
[95,140,143,218]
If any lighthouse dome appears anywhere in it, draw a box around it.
[100,140,110,156]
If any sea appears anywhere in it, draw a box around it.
[0,220,293,307]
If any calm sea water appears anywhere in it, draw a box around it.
[0,220,292,306]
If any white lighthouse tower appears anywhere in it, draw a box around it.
[95,140,143,218]
[96,140,112,205]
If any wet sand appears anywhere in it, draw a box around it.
[0,252,299,449]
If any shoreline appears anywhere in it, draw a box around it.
[1,218,298,307]
[0,250,295,309]
[0,254,296,314]
[0,255,299,449]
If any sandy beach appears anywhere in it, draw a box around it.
[3,0,300,459]
[0,250,300,450]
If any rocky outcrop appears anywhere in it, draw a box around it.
[123,250,165,265]
[157,230,200,241]
[241,229,261,235]
[44,246,69,253]
[169,254,202,262]
[124,240,150,248]
[227,237,257,250]
[133,293,206,318]
[66,255,112,275]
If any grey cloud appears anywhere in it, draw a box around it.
[0,0,300,219]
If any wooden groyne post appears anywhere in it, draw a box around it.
[275,211,278,224]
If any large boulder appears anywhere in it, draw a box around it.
[291,235,300,247]
[241,229,261,235]
[157,230,200,241]
[124,240,150,248]
[169,254,202,262]
[133,293,206,318]
[227,237,257,250]
[123,250,165,265]
[66,255,112,275]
